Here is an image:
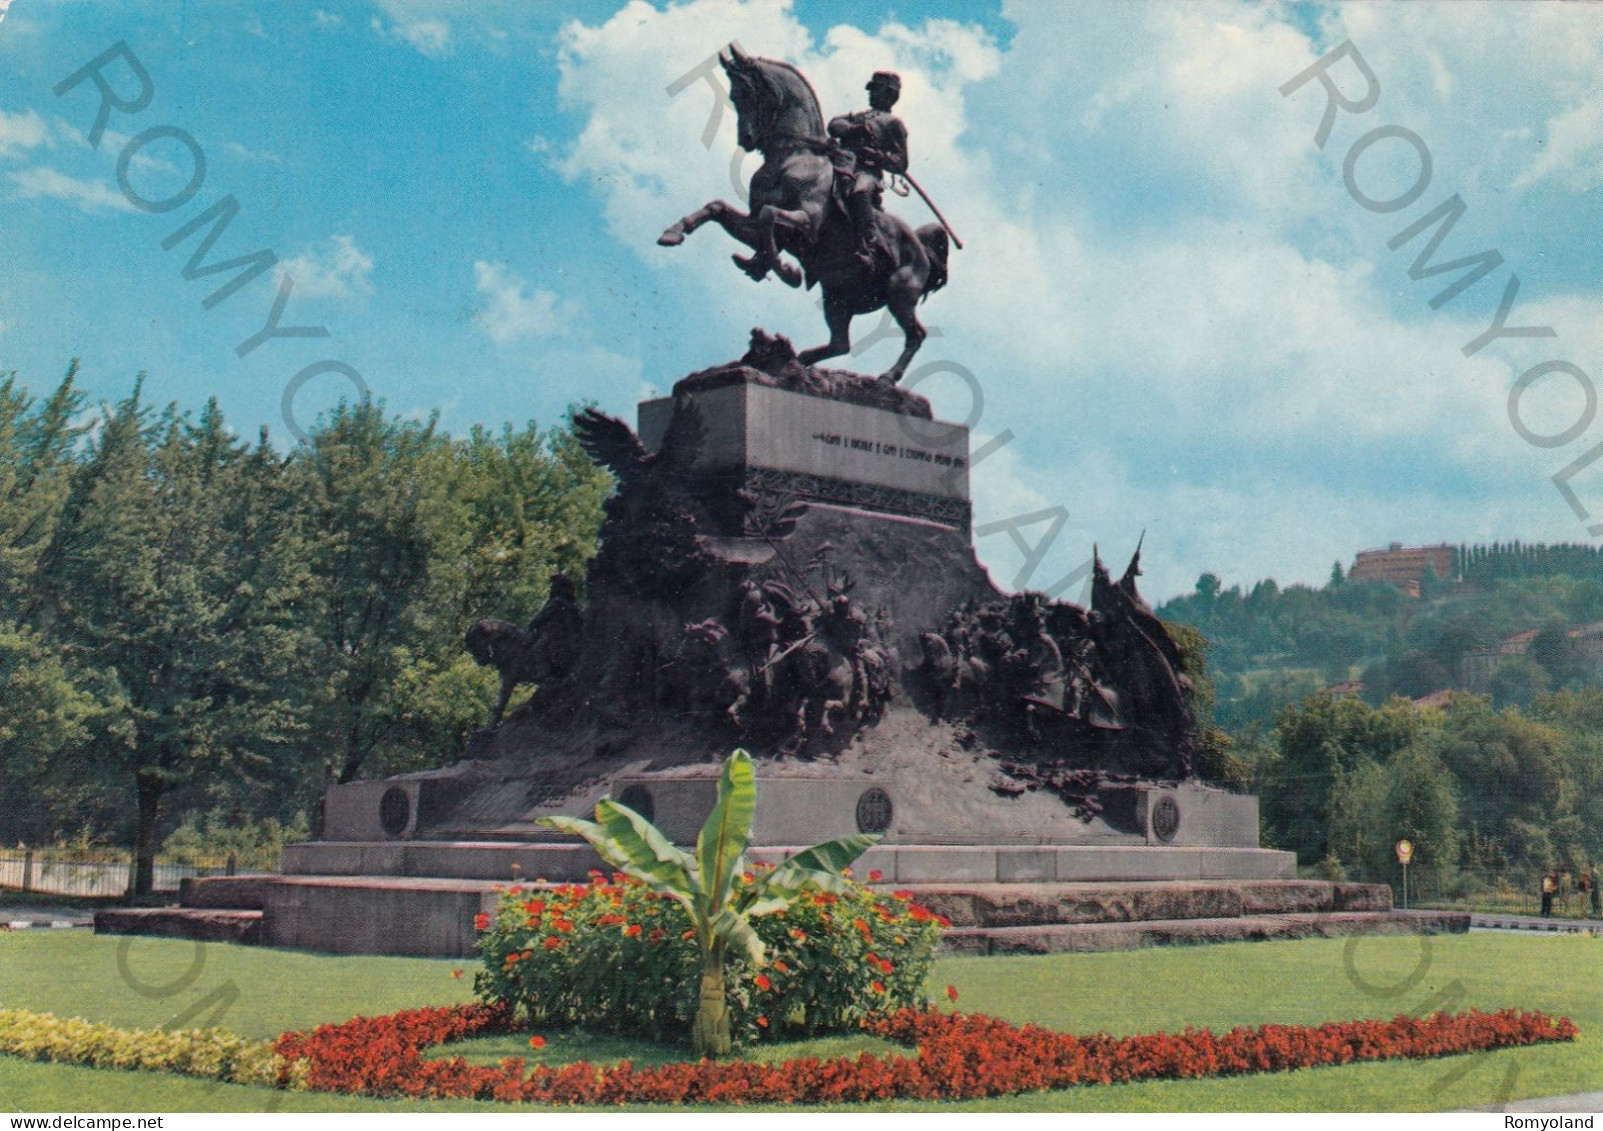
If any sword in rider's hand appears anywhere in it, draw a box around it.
[893,171,964,251]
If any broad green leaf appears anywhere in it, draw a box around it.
[739,894,790,918]
[538,806,693,897]
[710,906,766,964]
[764,833,880,894]
[695,750,757,916]
[593,799,696,893]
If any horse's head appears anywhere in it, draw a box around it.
[719,43,823,152]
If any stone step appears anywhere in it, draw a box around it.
[178,875,278,910]
[94,907,262,946]
[282,839,1297,885]
[941,910,1471,955]
[898,880,1391,928]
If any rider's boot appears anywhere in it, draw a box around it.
[848,190,880,269]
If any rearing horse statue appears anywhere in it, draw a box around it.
[658,45,949,383]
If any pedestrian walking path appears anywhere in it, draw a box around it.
[0,903,93,929]
[1470,911,1603,935]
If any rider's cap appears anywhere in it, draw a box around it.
[867,71,901,93]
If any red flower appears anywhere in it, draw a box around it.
[450,969,463,980]
[757,1016,769,1029]
[946,984,959,1002]
[624,924,642,938]
[647,927,666,944]
[871,980,887,994]
[542,937,563,950]
[868,870,884,882]
[754,974,772,991]
[528,1035,546,1049]
[473,912,491,931]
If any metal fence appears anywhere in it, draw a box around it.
[1393,866,1601,919]
[0,849,259,897]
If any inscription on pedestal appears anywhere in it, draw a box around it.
[640,383,970,515]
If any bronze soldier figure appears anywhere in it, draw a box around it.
[828,71,909,267]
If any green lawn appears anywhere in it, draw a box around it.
[0,931,1598,1112]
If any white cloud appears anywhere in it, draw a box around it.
[0,107,50,160]
[551,1,1603,598]
[225,140,282,165]
[472,260,575,344]
[371,10,452,57]
[279,235,375,299]
[8,166,133,214]
[313,10,343,28]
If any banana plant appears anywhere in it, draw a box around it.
[538,748,879,1057]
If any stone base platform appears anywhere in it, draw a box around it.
[281,840,1298,885]
[943,911,1471,955]
[92,907,262,945]
[90,872,1472,958]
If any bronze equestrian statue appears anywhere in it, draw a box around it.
[657,45,950,383]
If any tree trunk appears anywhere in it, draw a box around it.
[690,945,731,1058]
[130,772,162,898]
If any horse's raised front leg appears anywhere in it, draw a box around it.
[799,294,853,367]
[658,200,746,247]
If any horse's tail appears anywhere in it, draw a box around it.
[917,223,950,300]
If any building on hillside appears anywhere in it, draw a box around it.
[1461,627,1547,691]
[1348,542,1457,597]
[1326,679,1365,699]
[1412,689,1455,709]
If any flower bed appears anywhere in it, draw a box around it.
[270,1004,1578,1105]
[0,1007,302,1089]
[475,871,945,1046]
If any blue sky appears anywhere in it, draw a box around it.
[4,1,1603,600]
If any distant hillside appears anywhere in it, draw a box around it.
[1157,542,1603,732]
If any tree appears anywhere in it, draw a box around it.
[1490,656,1549,710]
[1381,743,1459,873]
[1529,625,1590,689]
[541,750,876,1058]
[1263,694,1424,863]
[1329,560,1346,588]
[39,390,306,894]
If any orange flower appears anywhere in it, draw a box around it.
[946,984,960,1002]
[624,924,642,937]
[450,969,463,980]
[756,1015,769,1028]
[681,928,696,940]
[528,1035,546,1049]
[871,980,887,994]
[772,960,789,973]
[754,974,772,991]
[543,936,563,950]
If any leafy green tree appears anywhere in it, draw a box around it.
[0,365,83,614]
[1381,743,1459,873]
[1263,694,1424,864]
[38,390,306,894]
[1490,656,1550,710]
[542,750,876,1058]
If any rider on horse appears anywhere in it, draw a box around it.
[827,71,908,268]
